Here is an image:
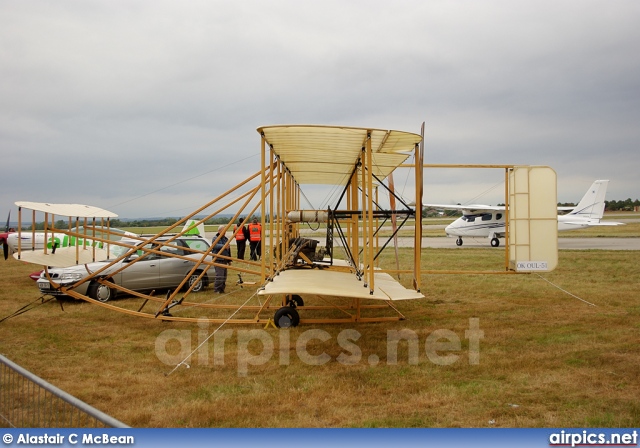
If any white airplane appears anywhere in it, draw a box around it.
[425,180,624,247]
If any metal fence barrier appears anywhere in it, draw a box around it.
[0,354,129,428]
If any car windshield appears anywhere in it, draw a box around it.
[108,243,134,258]
[103,238,144,259]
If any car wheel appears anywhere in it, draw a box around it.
[88,280,116,302]
[187,272,206,292]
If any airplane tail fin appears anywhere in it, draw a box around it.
[182,219,206,237]
[568,180,609,220]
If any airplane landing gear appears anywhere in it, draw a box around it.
[274,294,304,328]
[274,306,300,328]
[456,237,463,246]
[490,238,500,247]
[286,294,304,307]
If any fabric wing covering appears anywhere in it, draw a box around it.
[15,201,118,219]
[258,269,424,301]
[257,125,423,186]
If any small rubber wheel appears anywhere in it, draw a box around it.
[274,306,300,328]
[491,238,500,247]
[286,294,304,307]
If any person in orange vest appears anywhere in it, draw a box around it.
[234,217,250,260]
[248,217,262,261]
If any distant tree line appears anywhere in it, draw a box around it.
[110,217,238,228]
[605,199,640,211]
[559,199,640,211]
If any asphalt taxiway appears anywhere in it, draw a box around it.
[419,237,640,250]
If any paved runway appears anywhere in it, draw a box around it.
[418,237,640,250]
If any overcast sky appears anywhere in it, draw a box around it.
[2,0,639,221]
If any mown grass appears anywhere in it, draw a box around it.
[1,238,639,428]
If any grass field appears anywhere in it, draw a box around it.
[1,236,639,427]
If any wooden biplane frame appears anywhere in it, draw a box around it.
[14,124,557,327]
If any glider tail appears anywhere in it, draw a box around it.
[182,219,206,237]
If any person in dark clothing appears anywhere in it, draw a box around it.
[212,225,231,293]
[234,217,250,260]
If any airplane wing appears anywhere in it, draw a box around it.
[257,125,420,186]
[424,204,580,214]
[15,201,118,218]
[14,247,110,267]
[258,268,424,301]
[422,203,505,213]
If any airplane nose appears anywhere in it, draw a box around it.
[444,223,453,235]
[444,219,464,236]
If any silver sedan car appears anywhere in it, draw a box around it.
[36,235,213,302]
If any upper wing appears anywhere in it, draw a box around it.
[422,203,505,214]
[15,202,118,218]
